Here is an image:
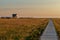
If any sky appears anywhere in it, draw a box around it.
[0,0,60,18]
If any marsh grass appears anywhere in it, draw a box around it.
[0,18,49,40]
[53,18,60,40]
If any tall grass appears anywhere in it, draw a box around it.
[0,18,49,40]
[52,18,60,40]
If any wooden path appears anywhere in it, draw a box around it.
[40,19,58,40]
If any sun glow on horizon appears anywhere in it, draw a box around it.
[0,0,60,18]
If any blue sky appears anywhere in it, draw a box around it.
[0,0,59,8]
[0,0,60,17]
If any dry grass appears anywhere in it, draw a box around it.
[0,18,49,40]
[52,18,60,39]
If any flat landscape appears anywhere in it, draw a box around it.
[0,18,49,40]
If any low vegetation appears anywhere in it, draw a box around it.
[0,18,49,40]
[52,18,60,39]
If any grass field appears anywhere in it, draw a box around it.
[53,18,60,39]
[0,18,49,40]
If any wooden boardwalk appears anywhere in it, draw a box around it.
[40,19,58,40]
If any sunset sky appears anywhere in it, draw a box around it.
[0,0,60,18]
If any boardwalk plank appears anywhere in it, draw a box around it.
[40,19,58,40]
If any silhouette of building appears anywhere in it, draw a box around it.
[12,13,17,18]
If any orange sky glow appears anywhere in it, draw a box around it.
[0,0,60,18]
